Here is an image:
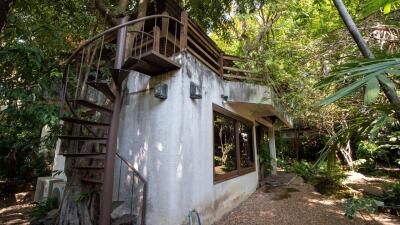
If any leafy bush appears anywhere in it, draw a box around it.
[258,142,272,174]
[285,161,316,182]
[343,197,380,219]
[355,140,397,170]
[356,141,378,160]
[382,182,400,206]
[32,197,58,219]
[354,141,377,171]
[312,163,348,196]
[285,161,349,196]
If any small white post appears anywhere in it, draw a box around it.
[268,126,277,175]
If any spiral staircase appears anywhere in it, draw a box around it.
[58,15,184,225]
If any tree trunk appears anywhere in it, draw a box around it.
[0,0,14,32]
[379,79,400,121]
[333,0,400,121]
[332,0,374,59]
[340,140,353,168]
[57,177,99,225]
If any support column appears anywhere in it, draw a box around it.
[99,16,128,225]
[268,126,277,175]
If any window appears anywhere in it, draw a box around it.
[213,104,255,182]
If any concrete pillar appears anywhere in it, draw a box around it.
[268,127,277,175]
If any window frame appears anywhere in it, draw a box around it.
[212,104,256,184]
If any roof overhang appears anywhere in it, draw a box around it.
[225,81,293,128]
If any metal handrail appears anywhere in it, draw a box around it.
[116,152,147,225]
[116,152,146,184]
[64,14,183,65]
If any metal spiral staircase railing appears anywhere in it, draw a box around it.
[59,15,183,225]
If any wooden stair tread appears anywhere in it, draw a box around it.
[122,57,145,70]
[80,178,103,184]
[61,117,110,127]
[87,81,115,102]
[75,166,105,170]
[141,50,180,69]
[71,100,112,115]
[59,153,106,158]
[110,68,130,87]
[59,135,107,141]
[123,50,180,76]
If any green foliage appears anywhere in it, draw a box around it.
[0,0,106,179]
[32,197,58,219]
[313,164,348,196]
[317,57,400,106]
[74,190,96,203]
[285,160,348,196]
[362,0,400,16]
[285,161,317,182]
[382,182,400,206]
[343,197,379,219]
[357,141,379,160]
[258,142,272,174]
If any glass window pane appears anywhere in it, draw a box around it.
[238,122,254,168]
[214,113,237,176]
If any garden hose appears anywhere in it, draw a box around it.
[188,209,202,225]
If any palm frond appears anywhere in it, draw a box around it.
[318,58,400,106]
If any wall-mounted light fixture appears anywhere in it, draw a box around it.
[154,84,168,99]
[221,94,228,104]
[190,82,202,99]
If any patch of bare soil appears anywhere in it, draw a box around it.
[344,171,399,197]
[214,176,400,225]
[0,191,35,225]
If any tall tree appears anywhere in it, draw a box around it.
[330,0,400,121]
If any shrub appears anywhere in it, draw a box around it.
[314,164,348,196]
[356,141,378,160]
[285,161,316,182]
[382,182,400,206]
[32,197,58,219]
[258,142,272,174]
[343,197,380,219]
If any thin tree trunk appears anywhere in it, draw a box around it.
[332,0,374,59]
[333,0,400,121]
[340,140,353,168]
[0,0,14,32]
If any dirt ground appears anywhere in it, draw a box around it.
[344,171,399,197]
[215,176,400,225]
[0,191,35,225]
[1,174,399,225]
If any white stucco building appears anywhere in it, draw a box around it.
[48,1,292,224]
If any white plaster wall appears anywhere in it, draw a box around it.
[52,139,67,181]
[116,53,265,225]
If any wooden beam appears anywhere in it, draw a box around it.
[188,22,220,57]
[180,11,188,51]
[187,36,219,67]
[223,66,258,74]
[223,54,251,62]
[187,47,220,75]
[153,26,160,53]
[223,74,264,82]
[219,53,224,78]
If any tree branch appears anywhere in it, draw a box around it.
[94,0,118,26]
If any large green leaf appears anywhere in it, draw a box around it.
[319,77,369,106]
[316,58,400,89]
[362,0,400,16]
[364,77,380,104]
[377,74,397,90]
